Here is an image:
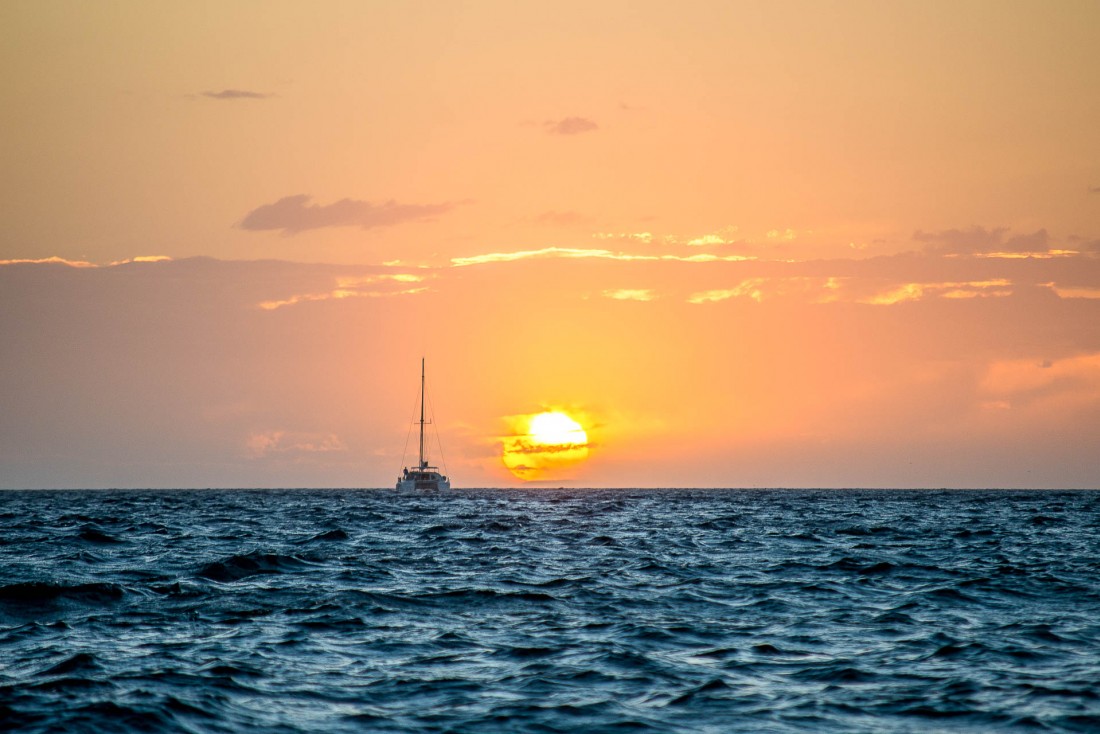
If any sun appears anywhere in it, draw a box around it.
[529,412,587,447]
[501,410,591,482]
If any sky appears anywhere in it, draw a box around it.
[1,0,1099,488]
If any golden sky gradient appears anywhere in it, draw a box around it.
[1,1,1098,488]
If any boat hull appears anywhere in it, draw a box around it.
[395,479,451,490]
[396,471,451,491]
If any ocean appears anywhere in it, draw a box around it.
[1,489,1098,732]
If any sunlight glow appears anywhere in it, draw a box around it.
[529,412,587,447]
[501,411,591,482]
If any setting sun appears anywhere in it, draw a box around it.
[528,412,587,447]
[501,411,591,482]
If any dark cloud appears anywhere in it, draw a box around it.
[546,117,599,135]
[201,89,272,100]
[239,195,454,235]
[3,253,1100,488]
[914,226,1050,255]
[914,226,1006,252]
[505,439,590,455]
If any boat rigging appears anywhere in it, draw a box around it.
[396,358,451,490]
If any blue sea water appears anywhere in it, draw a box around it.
[1,489,1098,733]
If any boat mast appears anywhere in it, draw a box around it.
[418,357,426,469]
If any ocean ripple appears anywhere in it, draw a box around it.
[0,488,1098,732]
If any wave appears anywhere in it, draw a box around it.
[41,652,100,676]
[196,551,314,582]
[297,528,349,543]
[0,581,125,606]
[430,588,558,603]
[2,488,1098,734]
[77,526,122,544]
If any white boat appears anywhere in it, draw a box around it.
[396,358,451,490]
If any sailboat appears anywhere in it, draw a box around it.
[396,358,451,490]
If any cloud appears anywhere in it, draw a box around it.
[239,194,455,235]
[1046,284,1100,299]
[980,353,1100,410]
[246,430,347,458]
[914,226,1062,257]
[452,247,615,266]
[688,280,767,304]
[688,278,845,305]
[546,117,599,135]
[202,89,271,100]
[1089,185,1100,194]
[1065,237,1100,254]
[500,412,591,481]
[110,255,173,266]
[0,256,96,268]
[257,273,428,310]
[687,234,729,246]
[450,246,754,267]
[0,255,171,268]
[683,276,1017,306]
[593,226,753,250]
[856,279,1013,305]
[858,282,926,306]
[593,232,654,243]
[603,289,655,301]
[3,253,1100,488]
[914,226,1007,253]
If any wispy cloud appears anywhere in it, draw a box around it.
[593,232,653,243]
[546,117,598,135]
[686,234,729,246]
[0,255,171,268]
[914,226,1006,252]
[0,256,96,268]
[202,89,272,100]
[688,280,767,304]
[914,226,1064,257]
[686,277,1014,306]
[595,226,745,249]
[110,255,173,266]
[452,247,615,266]
[603,289,655,301]
[450,246,754,267]
[246,430,346,458]
[239,194,455,235]
[858,283,926,305]
[1045,284,1100,299]
[257,274,428,310]
[859,279,1013,305]
[980,353,1100,410]
[970,250,1077,260]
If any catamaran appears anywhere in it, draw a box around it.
[396,358,451,490]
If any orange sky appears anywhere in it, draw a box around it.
[1,1,1099,488]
